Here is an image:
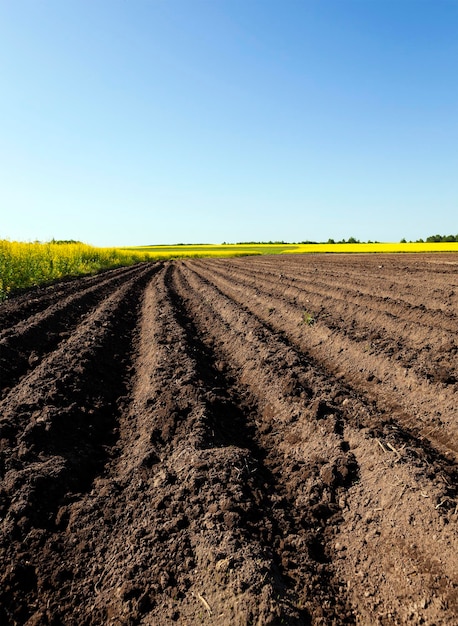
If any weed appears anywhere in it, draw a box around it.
[302,310,315,326]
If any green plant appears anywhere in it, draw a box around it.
[302,310,315,326]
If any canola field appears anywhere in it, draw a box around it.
[124,241,458,256]
[0,240,151,300]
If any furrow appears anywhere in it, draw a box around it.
[167,264,349,625]
[28,265,305,625]
[175,259,458,625]
[211,253,458,324]
[172,262,362,623]
[0,263,145,397]
[0,263,139,331]
[0,263,158,525]
[199,257,458,344]
[189,258,458,461]
[242,254,458,314]
[0,263,160,625]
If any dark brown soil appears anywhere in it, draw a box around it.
[1,254,457,625]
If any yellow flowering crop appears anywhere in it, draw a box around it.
[0,240,150,299]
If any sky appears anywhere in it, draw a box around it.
[1,0,457,246]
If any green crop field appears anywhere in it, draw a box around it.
[121,243,296,257]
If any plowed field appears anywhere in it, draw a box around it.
[1,254,457,626]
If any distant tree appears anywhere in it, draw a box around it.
[50,239,83,245]
[347,236,359,244]
[425,234,458,242]
[400,238,407,243]
[234,240,292,245]
[327,238,335,244]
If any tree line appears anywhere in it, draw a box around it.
[232,235,458,245]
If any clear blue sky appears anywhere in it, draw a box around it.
[1,1,456,246]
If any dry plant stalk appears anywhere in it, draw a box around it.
[193,591,212,616]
